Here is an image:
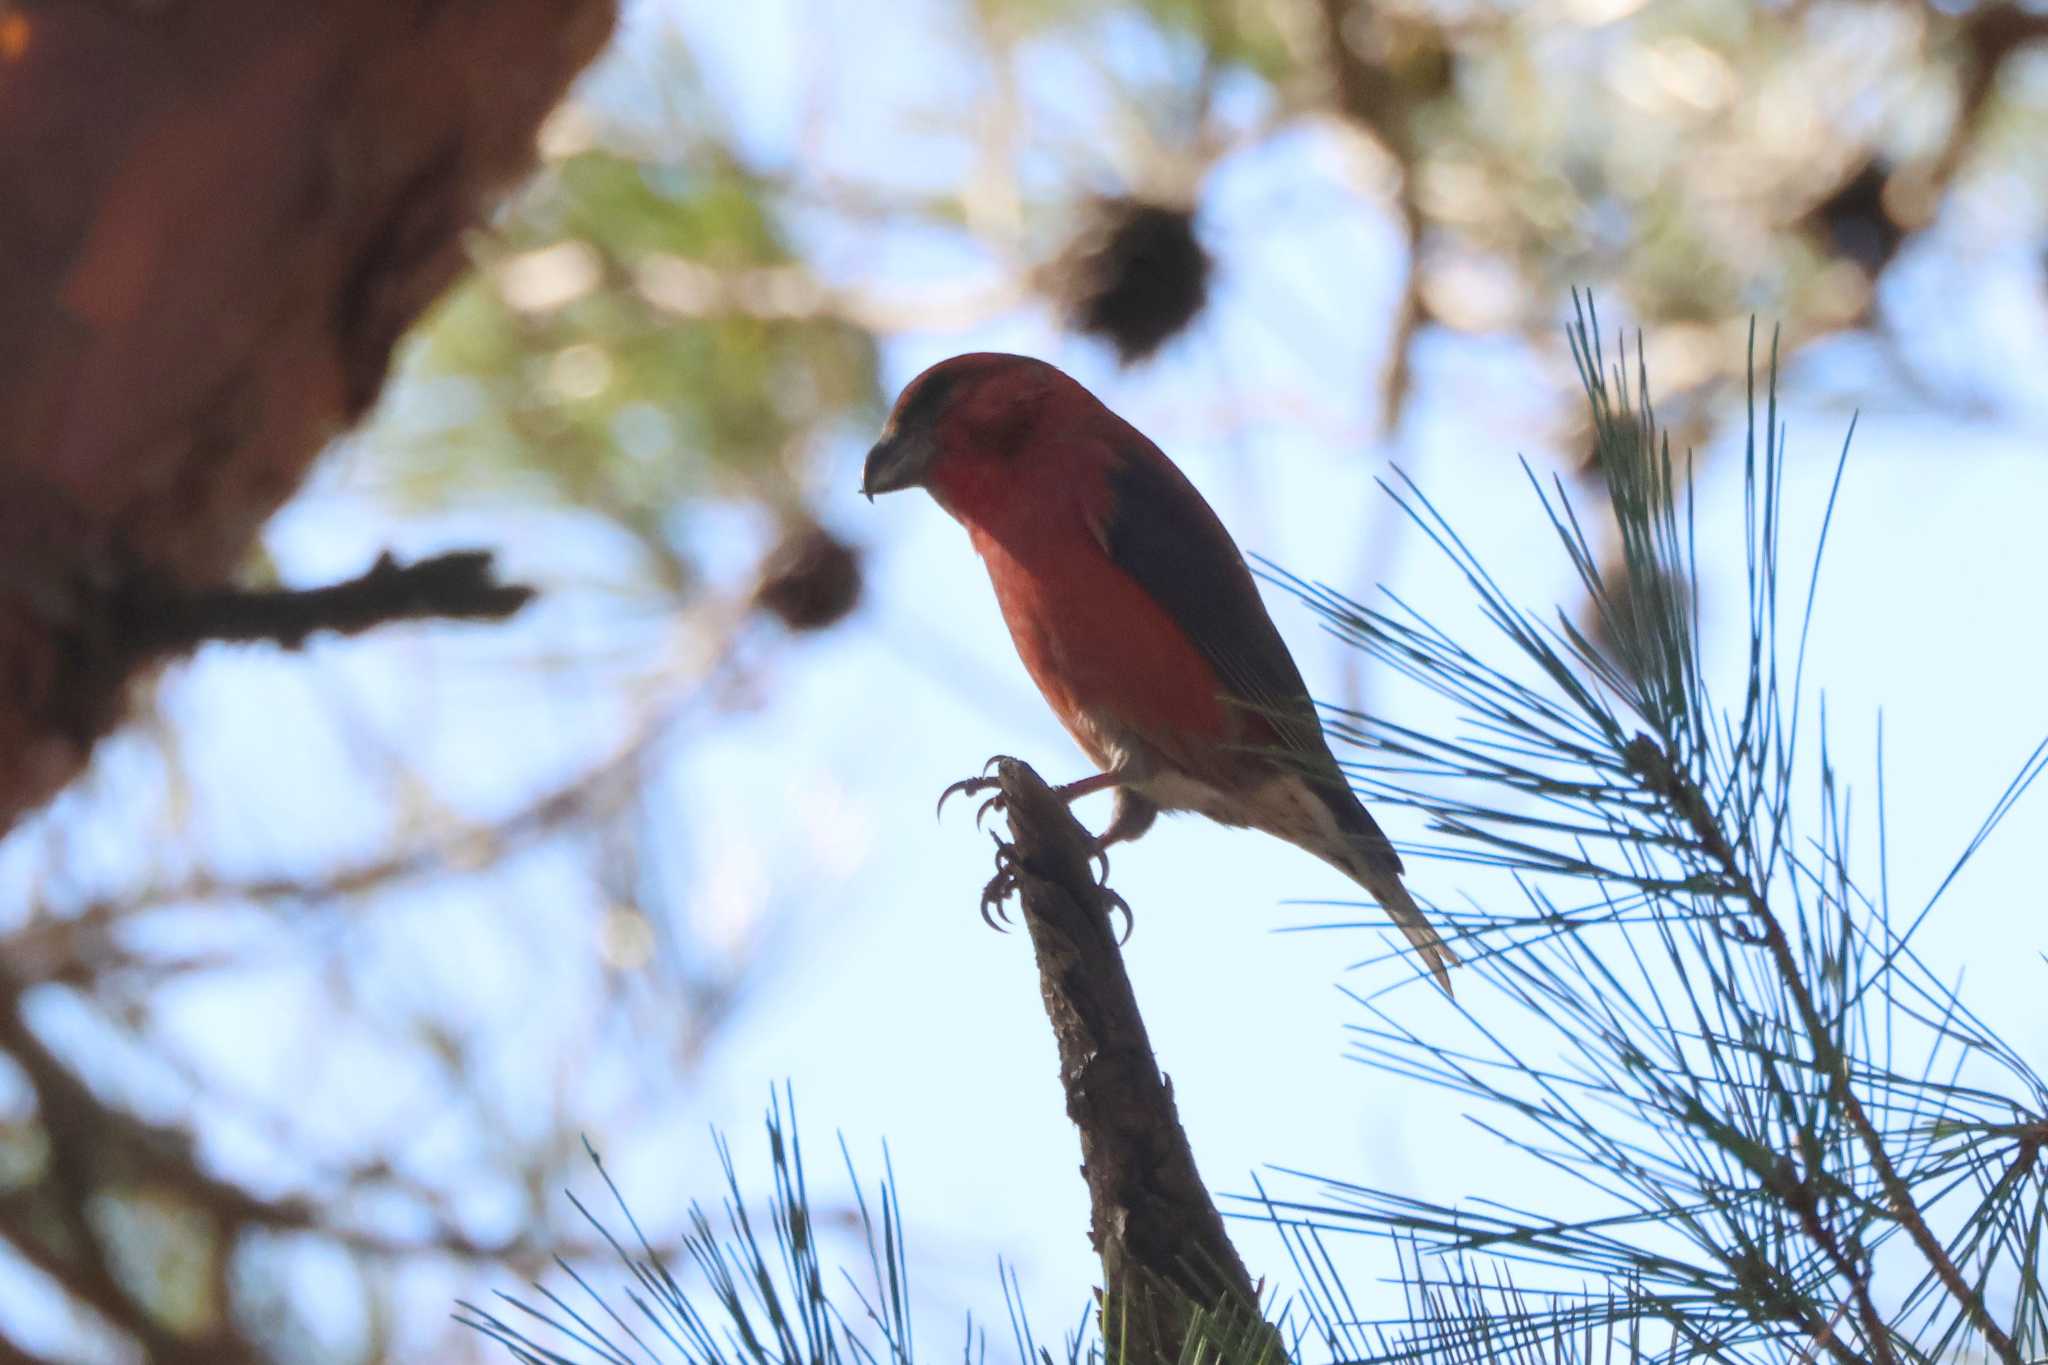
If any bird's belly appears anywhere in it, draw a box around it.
[1133,768,1344,852]
[973,526,1233,773]
[1129,767,1241,822]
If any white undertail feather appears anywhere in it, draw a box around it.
[1147,769,1458,995]
[1325,846,1458,997]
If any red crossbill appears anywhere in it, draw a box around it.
[862,353,1456,993]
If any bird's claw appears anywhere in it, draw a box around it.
[975,838,1127,941]
[936,775,998,820]
[936,756,1013,822]
[1076,839,1122,936]
[1101,885,1133,944]
[979,877,1018,930]
[980,836,1021,930]
[941,761,1128,943]
[1088,841,1111,884]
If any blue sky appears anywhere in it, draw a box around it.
[567,0,2048,1343]
[3,1,2046,1359]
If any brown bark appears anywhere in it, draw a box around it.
[0,0,616,831]
[983,758,1283,1362]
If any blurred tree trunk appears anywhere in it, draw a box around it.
[0,0,614,835]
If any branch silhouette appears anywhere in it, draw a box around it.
[979,757,1281,1362]
[118,549,535,654]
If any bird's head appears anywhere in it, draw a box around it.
[861,353,1067,501]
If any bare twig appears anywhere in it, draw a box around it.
[979,758,1282,1363]
[118,550,534,654]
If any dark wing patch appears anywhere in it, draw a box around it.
[1095,439,1401,869]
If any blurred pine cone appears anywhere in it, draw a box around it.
[1050,197,1211,365]
[752,521,861,633]
[1809,161,1905,277]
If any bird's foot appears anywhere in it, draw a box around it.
[979,834,1022,930]
[977,834,1130,942]
[936,755,1021,827]
[942,758,1131,944]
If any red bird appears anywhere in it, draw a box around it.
[861,353,1456,993]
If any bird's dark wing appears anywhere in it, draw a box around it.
[1089,435,1401,869]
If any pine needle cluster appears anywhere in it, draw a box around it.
[467,301,2046,1364]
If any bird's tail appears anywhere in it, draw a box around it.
[1319,839,1459,997]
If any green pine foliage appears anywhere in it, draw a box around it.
[468,303,2046,1364]
[385,139,880,529]
[458,1091,919,1365]
[1255,296,2046,1363]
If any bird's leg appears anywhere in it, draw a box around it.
[1049,772,1131,880]
[1084,790,1157,943]
[1050,774,1146,881]
[1077,786,1157,877]
[1053,770,1121,803]
[1094,787,1157,848]
[939,763,1121,827]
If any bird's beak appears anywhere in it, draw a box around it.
[859,428,934,502]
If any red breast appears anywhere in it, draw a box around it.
[923,415,1238,774]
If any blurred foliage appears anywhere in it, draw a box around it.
[382,0,2047,565]
[6,0,2047,1361]
[395,144,881,563]
[1255,305,2048,1364]
[466,1095,1298,1365]
[471,307,2048,1365]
